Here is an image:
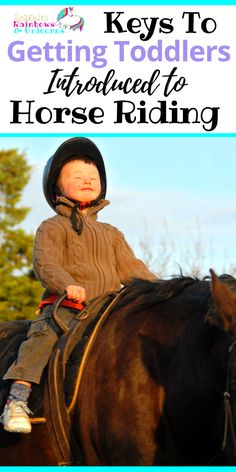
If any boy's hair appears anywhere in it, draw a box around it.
[66,156,94,165]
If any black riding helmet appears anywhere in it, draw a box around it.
[43,137,107,210]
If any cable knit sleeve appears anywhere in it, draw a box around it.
[114,229,157,285]
[33,219,80,294]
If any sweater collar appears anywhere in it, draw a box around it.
[55,196,110,221]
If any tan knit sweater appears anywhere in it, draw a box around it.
[33,197,157,301]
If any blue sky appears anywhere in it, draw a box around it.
[1,136,236,277]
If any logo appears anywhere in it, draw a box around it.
[56,7,84,31]
[13,7,84,34]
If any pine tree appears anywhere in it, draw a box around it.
[0,149,42,321]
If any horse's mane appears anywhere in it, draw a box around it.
[116,273,236,315]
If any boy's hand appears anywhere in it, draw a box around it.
[66,285,86,303]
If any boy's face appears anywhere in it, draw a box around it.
[58,159,101,203]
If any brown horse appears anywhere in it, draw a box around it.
[0,270,236,465]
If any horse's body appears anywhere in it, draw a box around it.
[0,272,236,465]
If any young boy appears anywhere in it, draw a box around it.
[2,137,157,433]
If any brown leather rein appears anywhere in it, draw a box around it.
[52,292,88,333]
[48,288,129,465]
[221,340,236,457]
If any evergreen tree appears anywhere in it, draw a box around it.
[0,149,42,321]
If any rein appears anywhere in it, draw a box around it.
[68,288,128,413]
[203,340,236,466]
[47,287,129,465]
[222,340,236,456]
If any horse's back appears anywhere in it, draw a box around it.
[0,319,30,340]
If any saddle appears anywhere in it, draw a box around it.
[0,287,129,465]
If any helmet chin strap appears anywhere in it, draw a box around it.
[71,203,83,235]
[55,193,102,235]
